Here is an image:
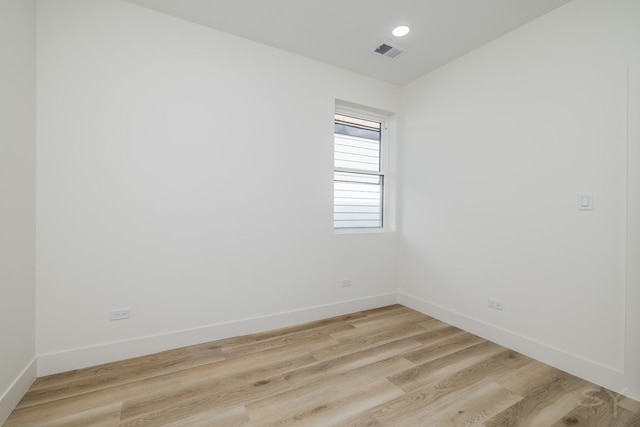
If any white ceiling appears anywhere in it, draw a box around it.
[126,0,572,85]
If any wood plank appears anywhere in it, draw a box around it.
[549,387,640,427]
[220,321,353,359]
[311,323,434,362]
[381,380,522,427]
[245,357,412,426]
[18,344,225,409]
[5,374,180,426]
[119,375,290,426]
[332,412,384,427]
[495,359,564,396]
[348,309,431,330]
[402,330,485,365]
[375,349,532,425]
[484,374,587,426]
[4,401,122,427]
[285,337,421,387]
[158,405,250,427]
[118,348,319,420]
[387,340,505,392]
[251,379,403,426]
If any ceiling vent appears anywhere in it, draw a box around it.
[374,42,404,59]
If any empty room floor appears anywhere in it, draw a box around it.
[5,305,640,426]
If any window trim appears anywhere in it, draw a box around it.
[334,102,394,233]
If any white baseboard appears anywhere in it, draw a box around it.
[397,292,626,394]
[37,293,398,376]
[0,358,36,425]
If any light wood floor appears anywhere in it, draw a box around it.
[5,305,640,426]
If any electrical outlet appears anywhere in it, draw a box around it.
[340,279,352,287]
[487,299,504,311]
[110,308,130,321]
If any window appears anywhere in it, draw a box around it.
[334,111,386,229]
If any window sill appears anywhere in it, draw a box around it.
[334,227,395,235]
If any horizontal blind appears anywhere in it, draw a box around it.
[334,114,383,229]
[334,171,382,228]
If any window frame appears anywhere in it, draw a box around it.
[333,102,394,233]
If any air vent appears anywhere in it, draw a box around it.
[374,42,404,59]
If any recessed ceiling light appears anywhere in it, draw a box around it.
[392,25,410,37]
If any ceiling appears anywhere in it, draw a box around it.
[126,0,572,85]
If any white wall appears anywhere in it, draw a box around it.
[0,0,37,422]
[399,0,640,397]
[36,0,399,374]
